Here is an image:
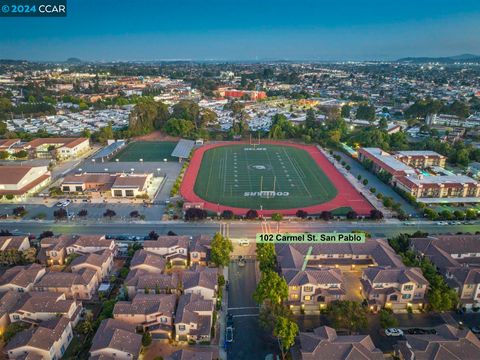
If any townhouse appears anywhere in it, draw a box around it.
[361,267,428,311]
[410,234,480,309]
[8,291,83,326]
[143,236,189,267]
[0,291,24,336]
[5,316,73,360]
[276,239,428,312]
[70,249,114,282]
[33,268,99,300]
[40,234,116,265]
[283,268,345,310]
[395,324,480,359]
[130,249,166,273]
[299,326,384,360]
[175,293,214,342]
[113,293,176,338]
[0,264,46,293]
[0,165,51,200]
[182,267,218,301]
[89,318,142,360]
[189,235,211,266]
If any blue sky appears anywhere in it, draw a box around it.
[1,0,480,61]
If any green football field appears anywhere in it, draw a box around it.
[193,144,338,210]
[111,141,177,162]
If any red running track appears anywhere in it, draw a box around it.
[180,141,374,216]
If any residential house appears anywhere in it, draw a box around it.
[361,266,428,311]
[5,316,73,360]
[9,291,83,326]
[0,291,24,337]
[395,324,480,359]
[182,267,218,301]
[125,269,180,299]
[299,326,384,360]
[33,268,99,300]
[40,234,115,265]
[0,235,30,252]
[166,349,214,360]
[89,318,142,360]
[175,293,214,342]
[130,249,166,273]
[113,293,176,338]
[143,236,189,267]
[189,235,211,266]
[0,264,46,293]
[70,249,114,282]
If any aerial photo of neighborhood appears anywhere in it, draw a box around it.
[1,1,480,359]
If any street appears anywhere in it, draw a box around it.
[227,259,276,360]
[0,218,478,240]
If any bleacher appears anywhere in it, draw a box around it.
[171,139,195,161]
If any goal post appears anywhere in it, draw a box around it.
[259,176,276,198]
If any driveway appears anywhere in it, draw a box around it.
[227,260,276,360]
[333,151,419,217]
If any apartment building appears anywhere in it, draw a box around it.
[24,137,90,159]
[395,150,446,168]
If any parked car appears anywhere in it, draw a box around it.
[55,202,63,207]
[61,199,72,207]
[226,314,234,327]
[226,326,234,342]
[239,239,250,246]
[385,328,404,337]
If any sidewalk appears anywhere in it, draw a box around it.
[218,266,229,360]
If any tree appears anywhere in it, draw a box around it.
[221,210,234,219]
[253,270,288,305]
[274,316,299,360]
[12,206,27,217]
[210,232,233,267]
[171,100,201,128]
[164,118,195,137]
[326,300,368,334]
[424,208,438,220]
[148,230,159,240]
[346,210,358,220]
[341,105,351,118]
[320,211,333,221]
[184,207,207,221]
[38,230,54,239]
[271,213,283,232]
[256,243,276,272]
[53,208,67,220]
[356,104,376,121]
[130,210,140,218]
[379,309,398,329]
[78,209,88,217]
[142,332,152,347]
[370,210,384,220]
[245,209,259,220]
[103,209,116,218]
[296,209,308,219]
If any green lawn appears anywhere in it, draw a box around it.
[110,141,177,162]
[193,144,338,210]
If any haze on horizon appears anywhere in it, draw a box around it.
[1,0,479,62]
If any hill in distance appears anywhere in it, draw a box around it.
[397,54,480,63]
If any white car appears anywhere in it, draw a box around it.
[226,326,234,342]
[61,199,71,207]
[385,328,404,337]
[239,239,250,246]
